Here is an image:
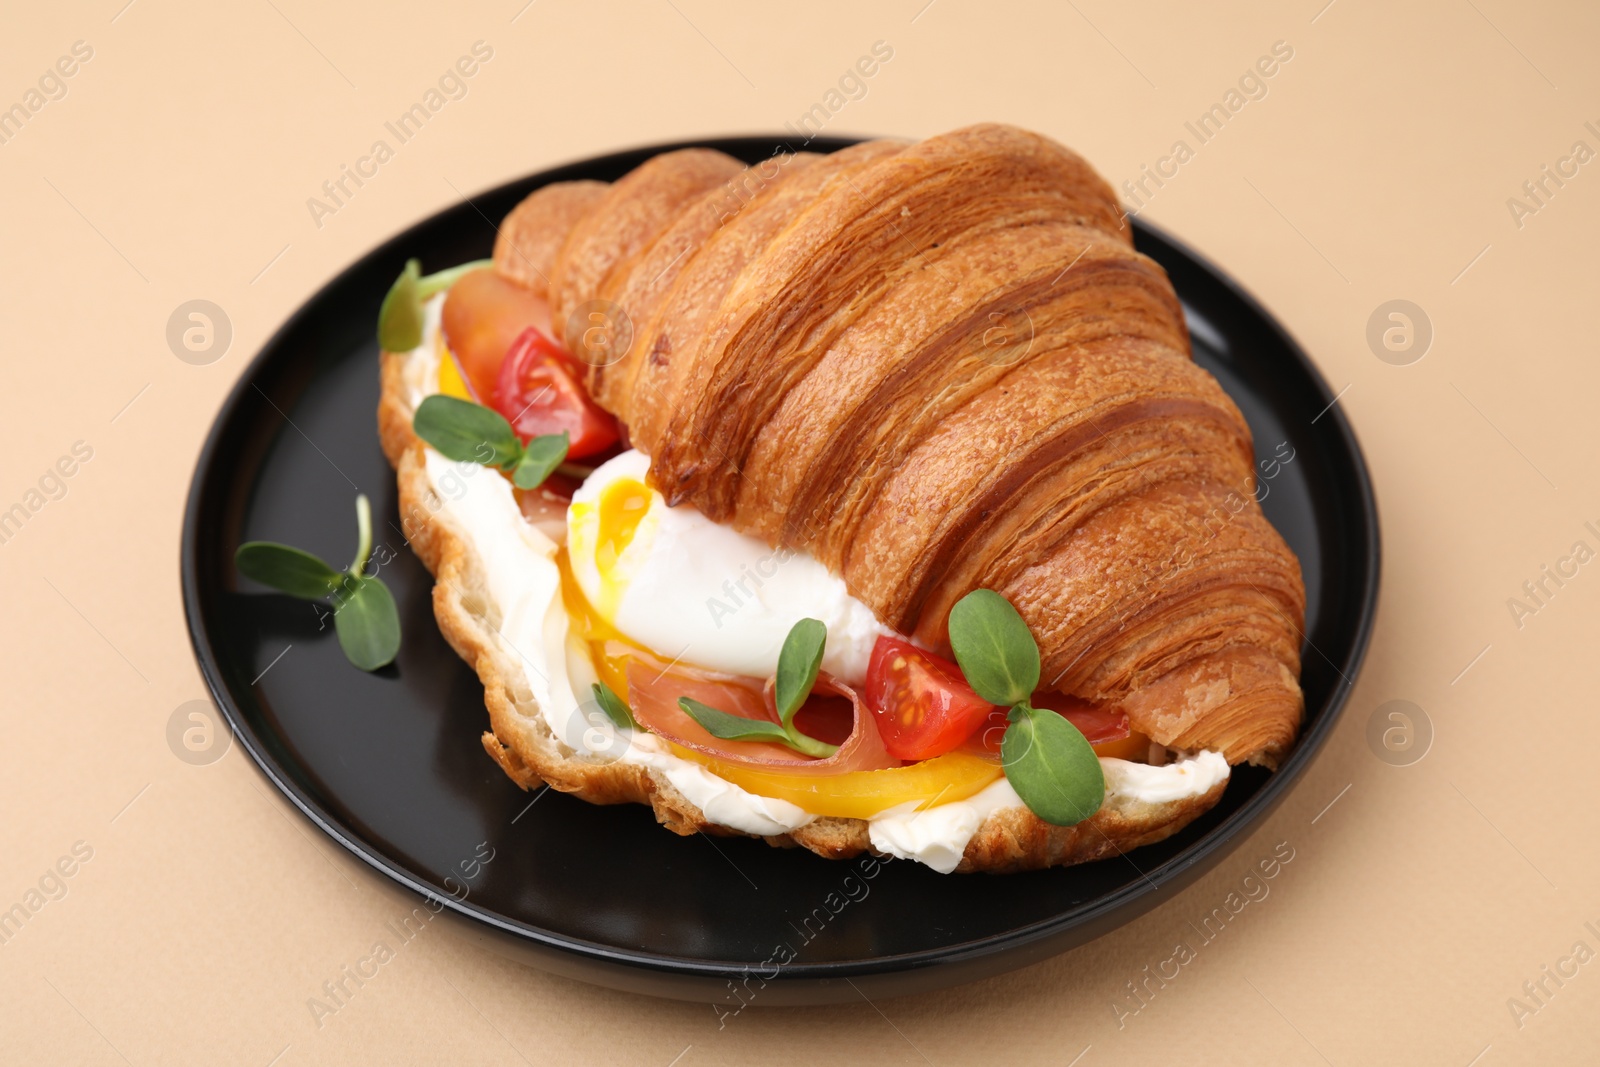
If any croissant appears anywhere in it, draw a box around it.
[493,123,1305,770]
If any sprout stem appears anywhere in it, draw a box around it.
[783,728,839,759]
[349,494,373,578]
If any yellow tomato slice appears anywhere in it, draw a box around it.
[671,747,1003,820]
[437,336,473,399]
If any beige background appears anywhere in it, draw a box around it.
[2,0,1596,1063]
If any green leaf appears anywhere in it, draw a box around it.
[947,589,1040,706]
[333,577,401,671]
[678,698,796,745]
[377,258,492,352]
[235,493,406,675]
[413,395,523,469]
[1000,705,1105,826]
[512,432,570,490]
[592,682,636,730]
[235,542,344,600]
[377,259,423,351]
[774,618,826,729]
[415,259,492,301]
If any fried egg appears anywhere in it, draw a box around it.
[565,449,893,683]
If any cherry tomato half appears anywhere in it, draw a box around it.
[492,327,620,459]
[440,268,552,402]
[865,636,996,761]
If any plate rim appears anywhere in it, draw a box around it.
[181,134,1381,989]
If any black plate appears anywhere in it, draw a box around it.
[182,136,1378,1005]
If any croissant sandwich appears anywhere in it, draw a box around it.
[375,123,1305,874]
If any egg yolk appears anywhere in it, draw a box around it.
[596,478,651,576]
[556,548,637,700]
[568,476,654,624]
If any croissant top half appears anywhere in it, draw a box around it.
[493,124,1307,768]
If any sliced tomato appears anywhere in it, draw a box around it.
[491,327,619,459]
[865,636,996,761]
[970,693,1136,756]
[440,268,552,402]
[970,708,1010,756]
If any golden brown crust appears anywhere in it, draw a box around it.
[954,777,1227,873]
[379,345,1230,871]
[492,180,608,296]
[619,139,908,451]
[649,125,1130,515]
[546,148,746,335]
[582,152,822,412]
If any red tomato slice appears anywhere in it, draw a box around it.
[865,636,996,761]
[440,268,552,402]
[970,693,1132,755]
[491,327,620,459]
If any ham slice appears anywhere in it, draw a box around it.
[624,649,899,775]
